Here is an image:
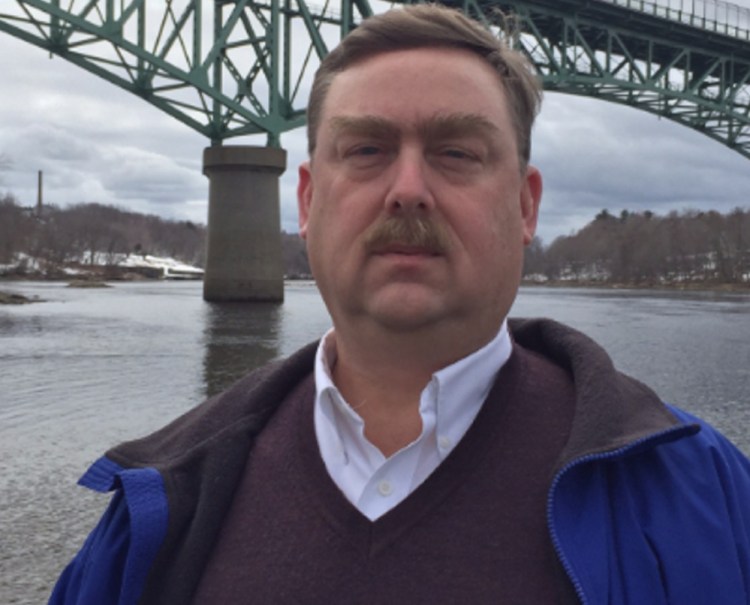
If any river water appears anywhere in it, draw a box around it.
[1,281,749,603]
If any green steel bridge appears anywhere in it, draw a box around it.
[2,0,749,157]
[2,0,749,300]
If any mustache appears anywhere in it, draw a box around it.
[363,216,451,254]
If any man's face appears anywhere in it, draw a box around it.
[298,46,541,343]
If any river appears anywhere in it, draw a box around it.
[1,280,748,603]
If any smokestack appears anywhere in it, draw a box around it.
[37,170,43,217]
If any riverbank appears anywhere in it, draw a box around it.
[521,278,750,293]
[0,253,204,283]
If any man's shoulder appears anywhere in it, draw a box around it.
[105,341,319,470]
[664,405,750,473]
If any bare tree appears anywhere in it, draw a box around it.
[281,231,311,278]
[0,194,33,264]
[536,208,750,287]
[522,236,546,277]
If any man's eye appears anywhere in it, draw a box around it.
[340,144,390,170]
[349,145,382,157]
[441,148,476,161]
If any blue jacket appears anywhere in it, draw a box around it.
[50,319,750,604]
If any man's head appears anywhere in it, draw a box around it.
[298,4,543,363]
[307,4,542,168]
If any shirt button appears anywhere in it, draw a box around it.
[378,480,393,496]
[438,435,452,450]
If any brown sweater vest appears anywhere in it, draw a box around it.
[192,344,579,604]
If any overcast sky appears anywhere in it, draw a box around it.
[1,2,748,246]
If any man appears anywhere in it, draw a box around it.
[51,5,750,604]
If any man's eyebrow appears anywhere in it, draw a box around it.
[418,113,501,142]
[329,116,400,140]
[327,113,502,144]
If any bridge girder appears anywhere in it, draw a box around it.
[1,0,749,159]
[0,0,372,146]
[431,0,750,159]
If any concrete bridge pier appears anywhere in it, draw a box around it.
[202,145,287,302]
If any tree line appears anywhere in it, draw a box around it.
[0,194,207,272]
[2,193,747,286]
[524,208,750,287]
[0,194,314,279]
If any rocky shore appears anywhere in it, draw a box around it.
[0,290,41,305]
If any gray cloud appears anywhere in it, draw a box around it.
[532,93,750,244]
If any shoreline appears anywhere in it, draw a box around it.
[3,275,748,295]
[521,279,750,294]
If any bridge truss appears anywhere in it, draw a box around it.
[1,0,749,158]
[436,0,750,159]
[0,0,372,146]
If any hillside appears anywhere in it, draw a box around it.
[524,208,750,289]
[0,195,311,280]
[2,194,747,288]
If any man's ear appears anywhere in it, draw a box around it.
[520,165,542,246]
[297,161,313,240]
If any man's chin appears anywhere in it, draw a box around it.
[366,290,448,333]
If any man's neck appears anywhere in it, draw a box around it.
[331,352,425,457]
[329,321,502,457]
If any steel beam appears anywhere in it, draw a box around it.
[427,0,750,158]
[2,1,748,155]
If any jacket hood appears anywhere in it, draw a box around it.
[509,318,687,467]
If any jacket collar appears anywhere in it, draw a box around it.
[509,318,689,468]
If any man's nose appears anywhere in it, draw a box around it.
[384,151,435,214]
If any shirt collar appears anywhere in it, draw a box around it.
[313,321,512,460]
[430,321,512,450]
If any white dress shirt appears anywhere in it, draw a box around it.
[313,321,512,520]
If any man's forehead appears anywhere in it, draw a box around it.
[309,45,518,157]
[328,49,506,103]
